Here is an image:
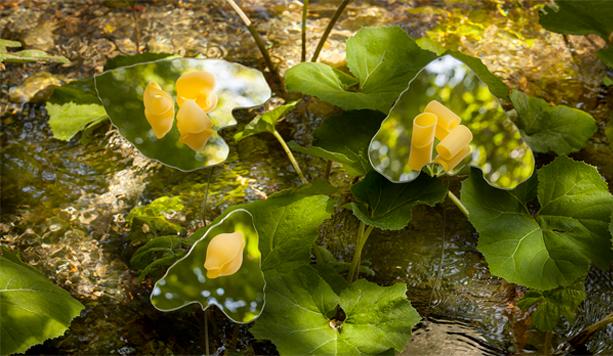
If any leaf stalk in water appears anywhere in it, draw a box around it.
[447,190,469,218]
[272,130,308,184]
[347,221,374,283]
[301,0,309,62]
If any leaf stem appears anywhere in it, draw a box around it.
[301,0,309,62]
[447,190,469,219]
[347,222,374,283]
[324,160,332,179]
[272,130,308,184]
[311,0,351,62]
[566,312,613,349]
[312,242,324,263]
[543,330,553,356]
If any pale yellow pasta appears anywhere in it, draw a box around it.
[176,99,215,151]
[143,81,175,139]
[179,129,215,152]
[204,231,245,279]
[424,100,461,140]
[411,113,438,148]
[434,145,471,171]
[176,71,218,113]
[408,142,434,171]
[436,125,472,160]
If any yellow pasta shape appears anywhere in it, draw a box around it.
[143,81,174,139]
[176,99,215,151]
[436,125,473,160]
[204,231,245,279]
[408,142,434,171]
[424,100,461,140]
[176,71,217,113]
[434,145,471,171]
[411,113,437,148]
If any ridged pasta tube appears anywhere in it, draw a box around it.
[411,113,438,148]
[408,142,434,171]
[176,71,218,113]
[204,231,245,279]
[424,100,461,140]
[436,125,473,160]
[143,81,174,139]
[434,145,471,171]
[176,99,215,151]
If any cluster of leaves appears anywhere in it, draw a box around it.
[0,39,69,67]
[538,1,613,71]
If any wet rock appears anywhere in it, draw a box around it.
[8,72,62,103]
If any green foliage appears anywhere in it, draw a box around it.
[130,236,189,284]
[538,1,613,40]
[416,37,446,56]
[188,184,335,274]
[313,245,376,283]
[285,26,437,113]
[289,110,386,176]
[344,171,447,230]
[461,156,613,290]
[0,246,84,356]
[0,39,69,64]
[596,47,613,69]
[604,77,613,87]
[517,277,586,331]
[48,77,100,106]
[104,52,177,71]
[443,50,509,100]
[47,102,107,141]
[268,179,337,197]
[234,100,300,142]
[126,196,185,246]
[250,266,420,355]
[510,90,597,155]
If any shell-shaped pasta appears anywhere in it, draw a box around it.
[143,81,174,115]
[177,99,214,134]
[144,108,174,139]
[177,91,218,113]
[204,231,245,279]
[176,71,216,98]
[179,129,214,151]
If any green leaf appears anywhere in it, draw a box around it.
[461,156,613,290]
[345,171,447,230]
[268,178,337,198]
[517,277,586,331]
[234,100,300,142]
[250,266,421,355]
[188,184,335,273]
[604,77,613,87]
[0,246,84,355]
[0,39,22,50]
[104,52,178,71]
[538,1,613,40]
[289,110,386,177]
[610,212,613,250]
[48,78,100,106]
[310,263,350,295]
[130,235,188,283]
[416,37,446,56]
[46,102,108,141]
[286,27,436,113]
[126,196,185,245]
[0,48,69,64]
[443,50,509,100]
[510,90,597,155]
[596,47,613,69]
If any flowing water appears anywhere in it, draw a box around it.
[1,0,613,355]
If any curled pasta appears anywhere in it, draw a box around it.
[424,100,461,140]
[143,81,174,138]
[411,113,437,148]
[436,125,473,160]
[434,145,471,171]
[204,231,245,278]
[176,71,218,113]
[176,99,215,151]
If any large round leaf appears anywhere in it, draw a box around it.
[95,58,271,171]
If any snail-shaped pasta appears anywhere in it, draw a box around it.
[143,81,174,139]
[176,99,215,151]
[176,71,218,113]
[204,231,245,278]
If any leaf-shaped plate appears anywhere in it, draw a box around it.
[151,209,264,323]
[95,58,271,171]
[368,54,534,189]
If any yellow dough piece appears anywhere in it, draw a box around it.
[143,81,175,138]
[177,99,214,134]
[176,71,218,112]
[179,129,215,151]
[424,100,461,140]
[434,145,471,171]
[411,113,438,148]
[436,125,473,160]
[408,142,434,171]
[204,231,245,279]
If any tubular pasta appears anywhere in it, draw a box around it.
[408,142,434,171]
[434,145,471,171]
[436,125,472,160]
[424,100,461,140]
[411,113,438,148]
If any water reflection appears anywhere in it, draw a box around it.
[151,209,264,323]
[369,55,534,189]
[95,58,271,171]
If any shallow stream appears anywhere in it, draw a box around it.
[1,0,613,355]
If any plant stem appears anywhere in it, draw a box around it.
[566,312,613,349]
[131,0,141,54]
[311,0,351,62]
[272,130,308,184]
[347,222,374,283]
[447,190,469,219]
[224,0,282,89]
[301,0,309,62]
[543,330,553,356]
[204,309,209,356]
[312,242,324,263]
[324,160,332,179]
